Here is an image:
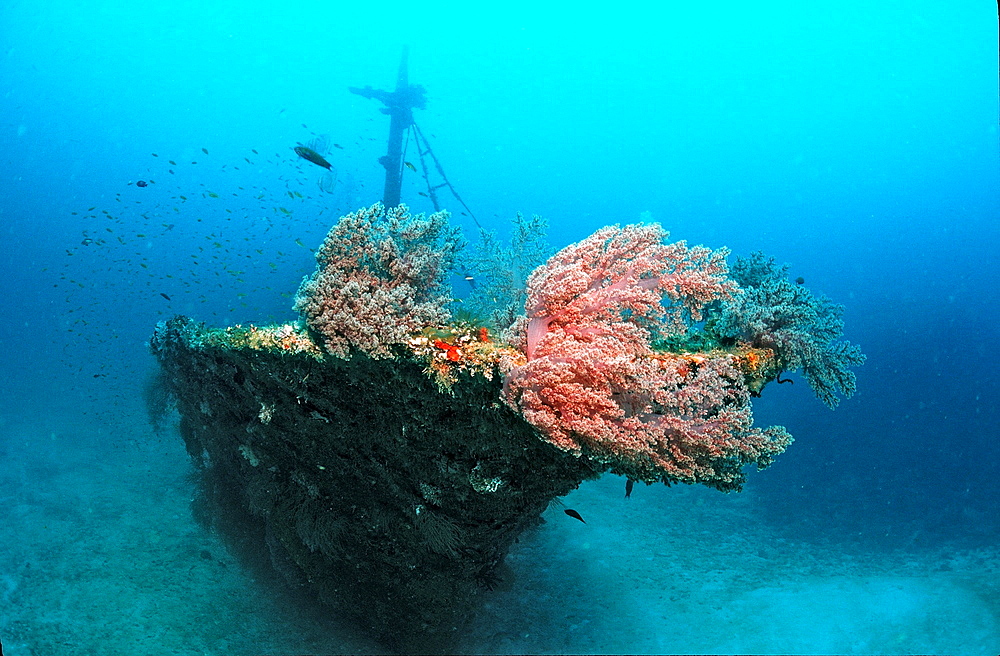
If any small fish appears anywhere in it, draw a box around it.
[417,191,428,197]
[201,147,209,154]
[135,180,148,187]
[625,479,634,499]
[294,146,332,170]
[404,161,416,172]
[159,293,171,301]
[333,143,344,149]
[795,276,805,285]
[564,509,586,524]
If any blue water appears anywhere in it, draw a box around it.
[1,1,997,654]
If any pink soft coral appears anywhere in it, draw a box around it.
[504,223,791,491]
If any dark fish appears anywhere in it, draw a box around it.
[159,293,171,301]
[333,143,344,149]
[417,191,428,197]
[795,276,805,285]
[564,509,586,524]
[135,180,148,187]
[625,479,634,498]
[294,146,332,170]
[201,147,209,154]
[404,161,416,172]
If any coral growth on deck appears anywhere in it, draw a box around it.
[501,223,791,491]
[710,251,866,408]
[294,203,463,358]
[288,208,863,492]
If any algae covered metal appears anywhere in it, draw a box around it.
[149,316,600,651]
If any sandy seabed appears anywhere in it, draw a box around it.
[0,406,996,656]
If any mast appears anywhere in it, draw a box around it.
[349,46,426,208]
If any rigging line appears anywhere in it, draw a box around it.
[412,123,483,231]
[412,125,442,212]
[399,126,412,183]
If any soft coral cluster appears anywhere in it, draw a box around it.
[514,223,734,358]
[294,203,463,359]
[503,223,790,491]
[712,251,866,408]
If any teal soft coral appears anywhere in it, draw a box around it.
[711,251,866,408]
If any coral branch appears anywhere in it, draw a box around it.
[294,203,463,358]
[504,223,788,491]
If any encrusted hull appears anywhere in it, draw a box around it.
[150,317,599,652]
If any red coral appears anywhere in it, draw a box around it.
[504,223,790,491]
